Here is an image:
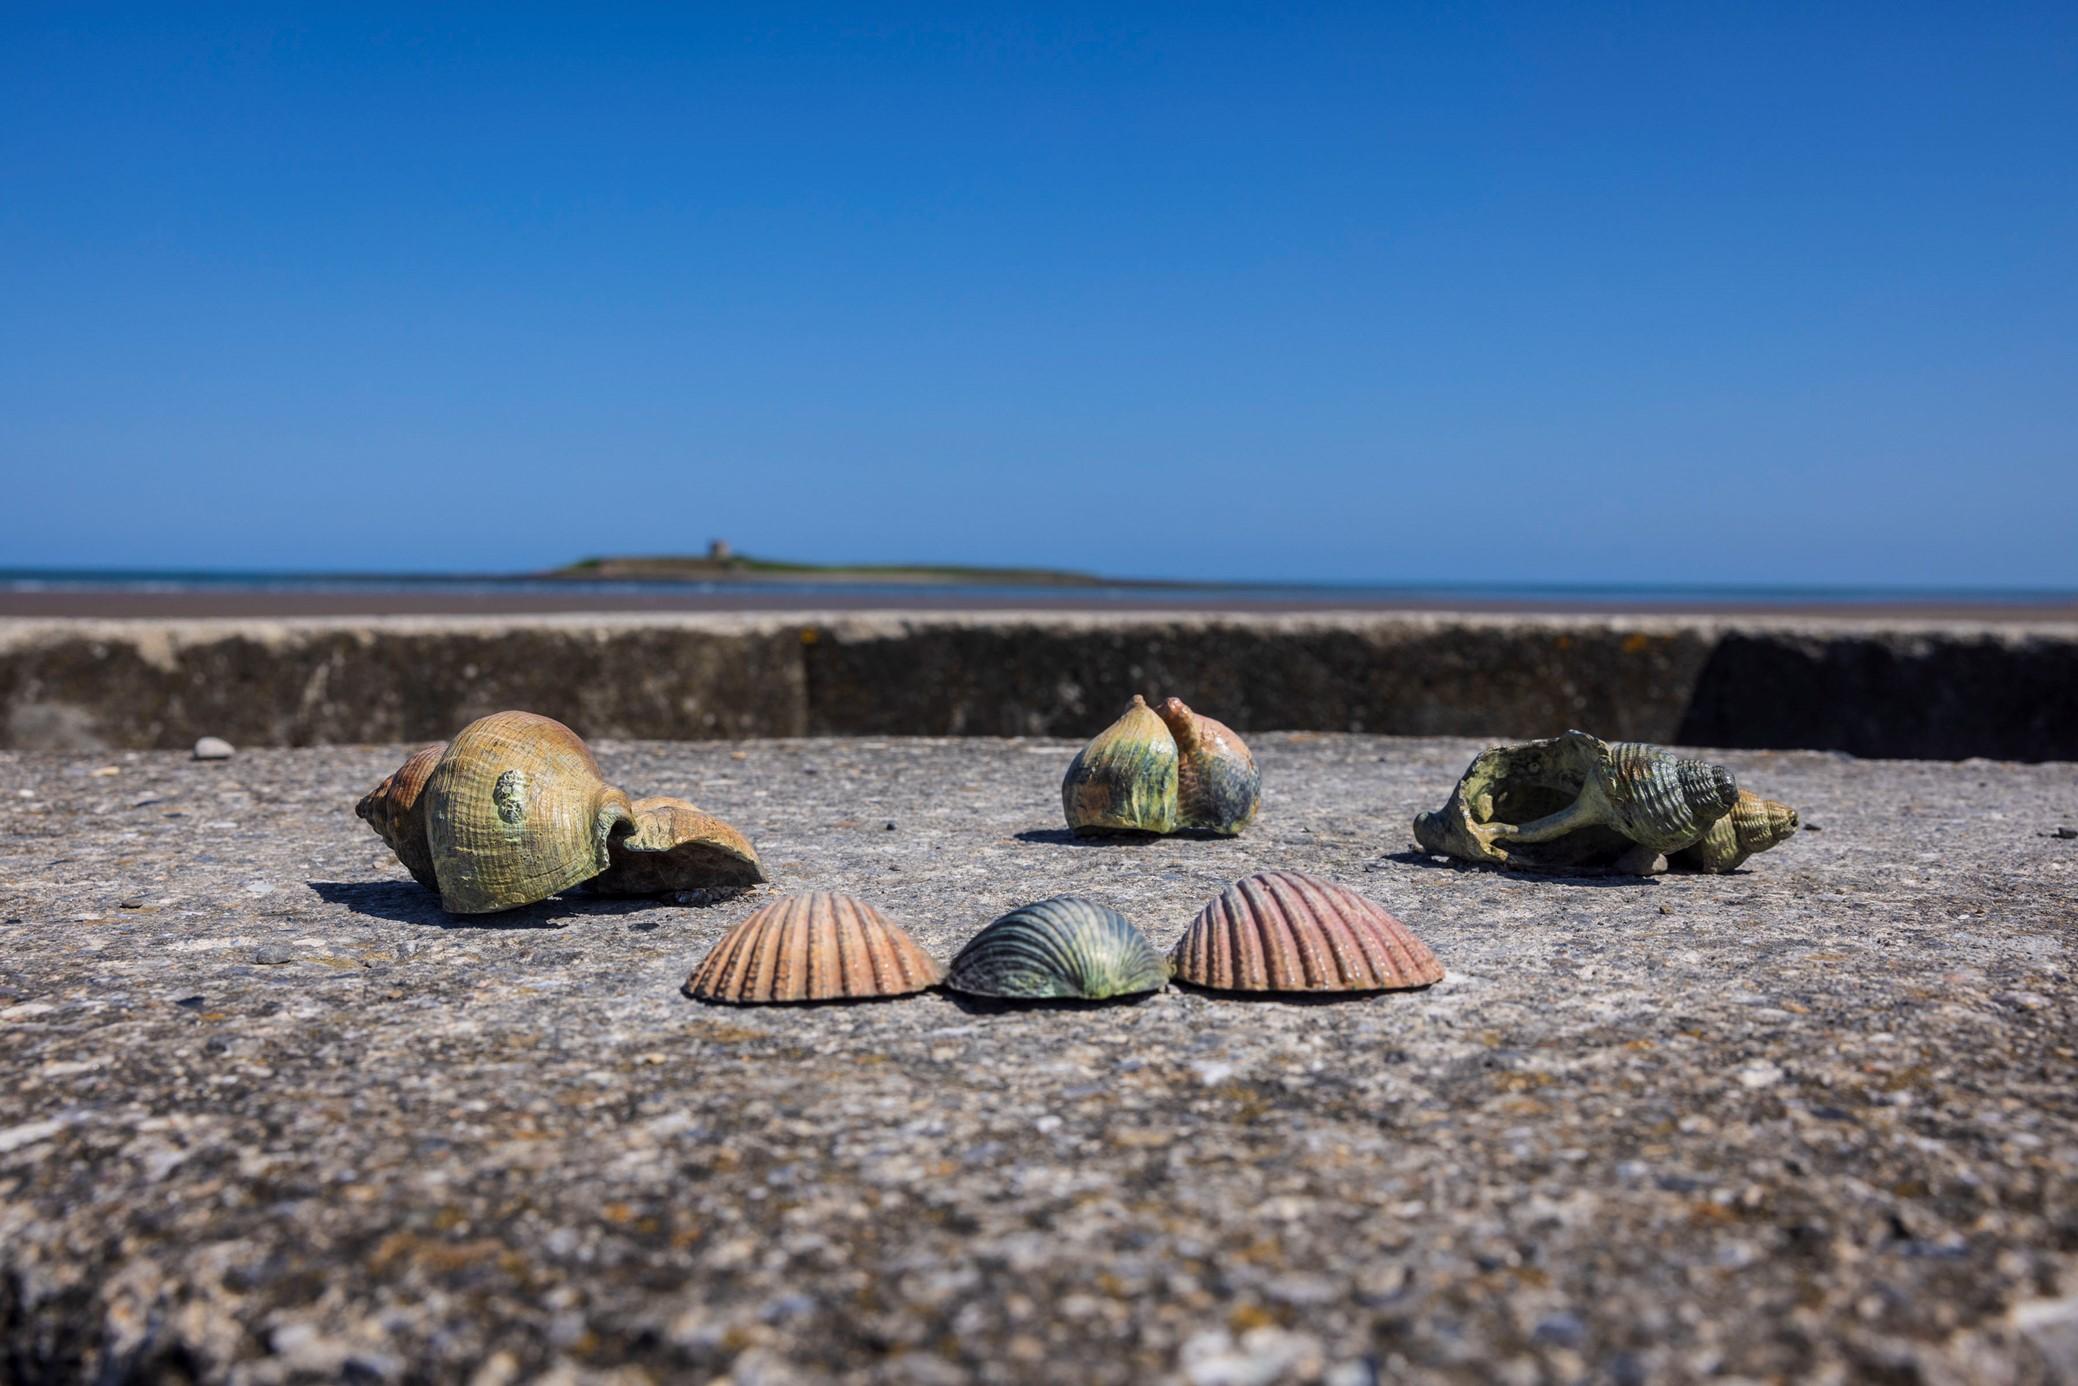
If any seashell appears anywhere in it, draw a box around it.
[1413,730,1740,874]
[1062,695,1178,835]
[685,891,944,1004]
[420,711,635,914]
[589,796,768,895]
[1171,870,1443,993]
[356,741,448,890]
[1668,791,1799,873]
[1155,697,1261,835]
[948,896,1168,1000]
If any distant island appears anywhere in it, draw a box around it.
[542,541,1194,588]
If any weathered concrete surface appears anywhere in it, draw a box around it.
[4,611,2076,759]
[3,735,2076,1383]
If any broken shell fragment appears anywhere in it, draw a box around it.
[356,741,448,891]
[590,796,768,895]
[685,891,944,1004]
[948,896,1168,1000]
[1413,730,1740,874]
[1062,695,1179,835]
[1171,870,1443,994]
[421,711,635,914]
[1668,791,1799,873]
[1155,697,1261,835]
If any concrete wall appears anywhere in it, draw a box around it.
[2,611,2072,759]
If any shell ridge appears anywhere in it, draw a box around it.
[1283,871,1369,988]
[1246,872,1313,993]
[1240,874,1291,989]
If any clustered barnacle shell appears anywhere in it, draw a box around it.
[1061,694,1260,837]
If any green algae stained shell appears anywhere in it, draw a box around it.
[1413,730,1740,874]
[1061,695,1179,835]
[948,896,1169,1000]
[1155,697,1261,835]
[421,711,636,914]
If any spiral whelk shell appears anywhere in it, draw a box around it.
[1062,694,1259,836]
[1171,871,1443,994]
[1668,790,1799,873]
[948,896,1168,1000]
[419,712,636,914]
[590,796,767,895]
[356,711,767,913]
[355,741,447,891]
[685,892,944,1004]
[1413,730,1740,874]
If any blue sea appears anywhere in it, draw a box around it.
[2,567,2072,611]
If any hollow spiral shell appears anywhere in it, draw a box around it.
[1156,697,1261,835]
[590,796,768,895]
[1062,695,1179,834]
[1668,791,1799,873]
[685,892,944,1004]
[1171,871,1443,994]
[421,711,636,914]
[1414,730,1741,874]
[948,896,1168,1000]
[355,741,447,890]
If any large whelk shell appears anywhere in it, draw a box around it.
[1171,871,1443,994]
[356,741,447,890]
[1669,791,1799,873]
[421,711,635,914]
[1413,730,1740,874]
[1155,697,1260,835]
[684,892,944,1004]
[589,796,768,895]
[948,896,1168,1001]
[1062,695,1178,835]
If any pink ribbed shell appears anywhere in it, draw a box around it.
[685,891,944,1004]
[1171,870,1443,993]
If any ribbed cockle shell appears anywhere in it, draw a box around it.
[421,711,635,914]
[1062,695,1179,835]
[590,796,768,895]
[1171,871,1444,994]
[684,891,944,1004]
[1669,790,1799,873]
[1155,697,1261,835]
[948,896,1168,1000]
[356,741,447,890]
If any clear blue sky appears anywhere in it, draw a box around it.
[4,3,2074,586]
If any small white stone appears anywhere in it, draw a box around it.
[192,736,235,760]
[0,1117,69,1154]
[1737,1060,1784,1089]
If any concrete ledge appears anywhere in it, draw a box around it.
[2,736,2075,1381]
[2,611,2073,759]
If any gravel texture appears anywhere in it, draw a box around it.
[2,735,2076,1384]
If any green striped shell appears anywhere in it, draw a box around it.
[1590,740,1741,852]
[1061,696,1179,834]
[948,896,1169,1000]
